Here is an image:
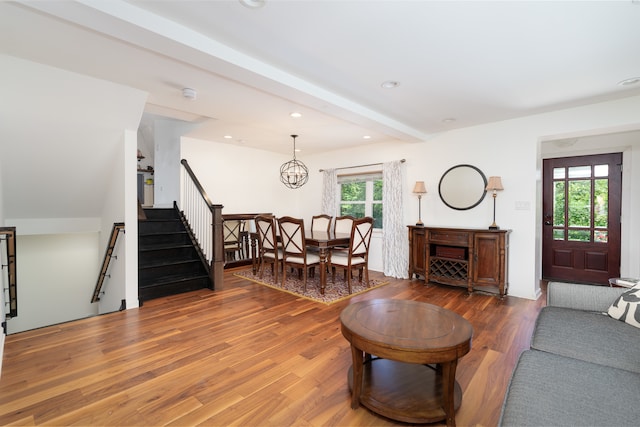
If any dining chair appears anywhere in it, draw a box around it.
[332,215,355,253]
[329,216,374,294]
[255,215,282,283]
[333,215,355,235]
[311,214,332,233]
[278,216,321,291]
[223,219,244,262]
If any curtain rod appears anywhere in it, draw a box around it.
[319,159,405,172]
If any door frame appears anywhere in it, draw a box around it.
[538,130,639,292]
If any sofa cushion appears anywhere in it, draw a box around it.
[531,306,640,373]
[607,283,640,328]
[499,350,640,426]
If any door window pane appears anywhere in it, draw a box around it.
[594,164,608,177]
[568,180,591,227]
[553,229,565,240]
[553,167,565,179]
[594,179,608,227]
[568,166,591,179]
[594,230,608,243]
[553,181,565,226]
[568,229,590,242]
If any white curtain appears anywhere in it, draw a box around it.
[382,160,409,278]
[321,169,338,216]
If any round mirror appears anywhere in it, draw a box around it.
[438,164,488,210]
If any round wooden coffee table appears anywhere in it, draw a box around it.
[340,299,473,427]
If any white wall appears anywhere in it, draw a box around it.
[7,233,99,334]
[97,131,138,313]
[181,137,299,216]
[154,119,202,208]
[180,95,640,301]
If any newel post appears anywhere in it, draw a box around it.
[211,204,225,290]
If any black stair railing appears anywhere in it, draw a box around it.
[91,223,125,303]
[179,159,224,289]
[1,227,17,318]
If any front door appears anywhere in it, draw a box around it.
[542,153,622,284]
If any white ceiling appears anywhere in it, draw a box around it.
[3,0,640,155]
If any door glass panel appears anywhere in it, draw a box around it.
[553,229,564,240]
[553,181,565,226]
[553,167,565,179]
[568,229,590,242]
[595,230,608,243]
[594,179,608,227]
[594,164,608,177]
[568,180,591,227]
[568,166,591,179]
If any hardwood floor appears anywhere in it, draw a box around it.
[0,269,545,426]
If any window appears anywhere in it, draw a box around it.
[338,172,383,228]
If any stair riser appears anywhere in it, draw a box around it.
[142,208,179,220]
[138,277,211,300]
[139,261,204,282]
[139,220,185,234]
[139,247,201,266]
[139,233,192,249]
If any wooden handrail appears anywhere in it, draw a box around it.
[91,223,125,303]
[180,159,214,207]
[180,159,224,289]
[1,227,17,318]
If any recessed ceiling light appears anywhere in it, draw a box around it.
[617,77,640,86]
[239,0,266,9]
[442,118,456,124]
[224,135,233,139]
[363,135,371,139]
[290,112,302,118]
[381,80,400,89]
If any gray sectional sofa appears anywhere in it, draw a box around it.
[499,281,640,426]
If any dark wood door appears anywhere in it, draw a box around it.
[542,153,622,284]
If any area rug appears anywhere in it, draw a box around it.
[234,268,389,305]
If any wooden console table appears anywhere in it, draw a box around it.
[408,226,510,297]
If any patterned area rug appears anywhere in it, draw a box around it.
[234,268,389,305]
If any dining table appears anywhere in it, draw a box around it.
[249,229,351,295]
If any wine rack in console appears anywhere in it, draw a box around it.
[408,226,510,297]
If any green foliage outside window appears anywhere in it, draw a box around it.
[339,179,383,228]
[553,173,609,243]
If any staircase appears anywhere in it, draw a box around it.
[138,207,211,302]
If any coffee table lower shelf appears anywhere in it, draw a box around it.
[348,358,462,424]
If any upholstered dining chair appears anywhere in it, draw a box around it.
[331,215,355,253]
[333,215,355,235]
[278,216,321,291]
[223,219,244,262]
[329,216,374,294]
[311,214,332,233]
[255,215,281,283]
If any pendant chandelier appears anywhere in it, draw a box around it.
[280,134,309,189]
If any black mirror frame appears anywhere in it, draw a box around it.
[438,164,488,211]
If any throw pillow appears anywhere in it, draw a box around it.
[607,283,640,328]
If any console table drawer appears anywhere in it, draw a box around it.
[428,230,469,245]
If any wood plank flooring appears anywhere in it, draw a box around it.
[0,269,545,426]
